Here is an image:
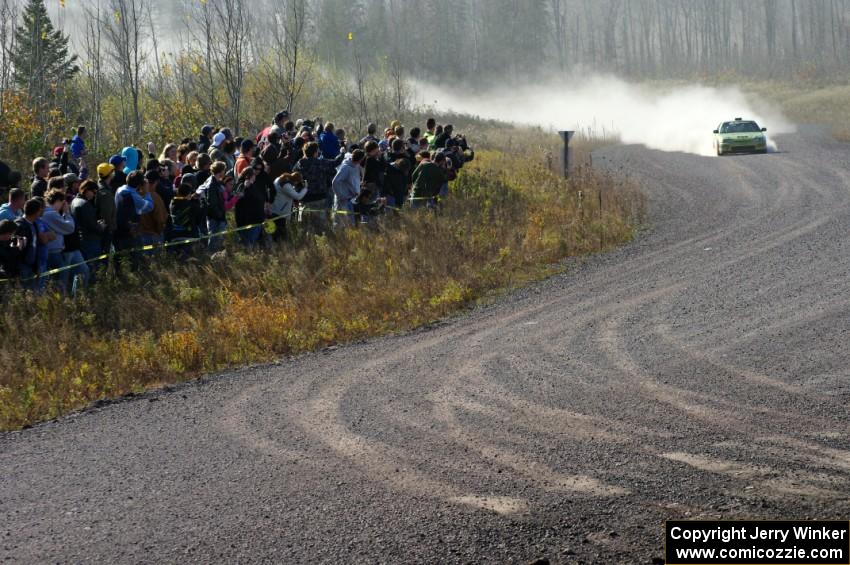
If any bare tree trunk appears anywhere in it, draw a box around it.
[103,0,147,141]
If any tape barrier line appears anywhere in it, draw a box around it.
[0,214,291,285]
[1,194,444,284]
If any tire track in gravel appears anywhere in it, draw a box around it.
[4,127,850,564]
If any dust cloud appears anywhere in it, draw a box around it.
[417,76,795,156]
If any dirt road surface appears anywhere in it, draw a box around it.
[3,128,850,564]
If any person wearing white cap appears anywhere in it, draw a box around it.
[209,132,228,164]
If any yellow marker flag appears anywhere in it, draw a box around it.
[41,30,47,40]
[347,32,353,41]
[114,10,120,22]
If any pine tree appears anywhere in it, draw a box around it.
[11,0,79,101]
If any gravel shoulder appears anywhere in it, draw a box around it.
[3,128,850,564]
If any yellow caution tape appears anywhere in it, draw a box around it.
[1,197,442,285]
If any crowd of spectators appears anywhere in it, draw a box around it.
[0,116,474,294]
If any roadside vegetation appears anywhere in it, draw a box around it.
[0,138,644,430]
[741,81,850,141]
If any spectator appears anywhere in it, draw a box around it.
[258,110,289,145]
[0,188,26,221]
[159,143,178,163]
[31,158,49,198]
[222,139,238,172]
[222,174,238,212]
[251,157,274,208]
[0,219,25,282]
[435,124,454,149]
[261,137,290,179]
[71,180,104,266]
[411,151,448,208]
[383,158,411,209]
[185,151,199,173]
[269,172,307,242]
[175,144,190,172]
[114,170,154,272]
[271,111,289,136]
[359,123,379,146]
[332,149,364,227]
[95,163,117,256]
[195,153,213,187]
[235,139,255,177]
[50,144,80,177]
[158,160,176,211]
[42,189,77,291]
[32,196,55,291]
[319,123,340,160]
[234,166,267,246]
[70,126,87,160]
[363,140,386,197]
[294,142,336,232]
[209,132,228,164]
[139,170,168,250]
[120,146,139,176]
[13,198,44,288]
[169,181,202,248]
[384,138,413,181]
[425,118,437,144]
[407,127,422,153]
[198,124,214,154]
[108,154,127,190]
[63,173,80,204]
[198,161,227,250]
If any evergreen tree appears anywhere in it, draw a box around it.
[11,0,79,101]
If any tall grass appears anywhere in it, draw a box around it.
[741,82,850,141]
[0,149,644,430]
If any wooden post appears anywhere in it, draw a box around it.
[559,130,575,178]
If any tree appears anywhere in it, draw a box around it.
[11,0,79,103]
[102,0,148,141]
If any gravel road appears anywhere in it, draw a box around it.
[3,128,850,564]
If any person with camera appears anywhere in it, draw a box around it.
[0,219,25,283]
[41,189,77,292]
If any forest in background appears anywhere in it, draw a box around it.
[0,0,848,169]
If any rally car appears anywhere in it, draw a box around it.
[713,118,768,155]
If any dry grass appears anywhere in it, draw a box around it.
[0,148,644,430]
[742,82,850,142]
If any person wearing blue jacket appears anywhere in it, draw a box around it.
[121,146,139,176]
[114,171,153,273]
[319,123,340,160]
[70,126,87,160]
[331,149,364,227]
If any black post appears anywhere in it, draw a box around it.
[558,130,575,178]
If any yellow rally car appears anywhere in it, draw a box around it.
[713,118,768,156]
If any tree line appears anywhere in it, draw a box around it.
[0,0,847,168]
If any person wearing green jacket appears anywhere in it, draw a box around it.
[410,152,448,209]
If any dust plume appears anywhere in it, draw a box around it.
[417,76,795,156]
